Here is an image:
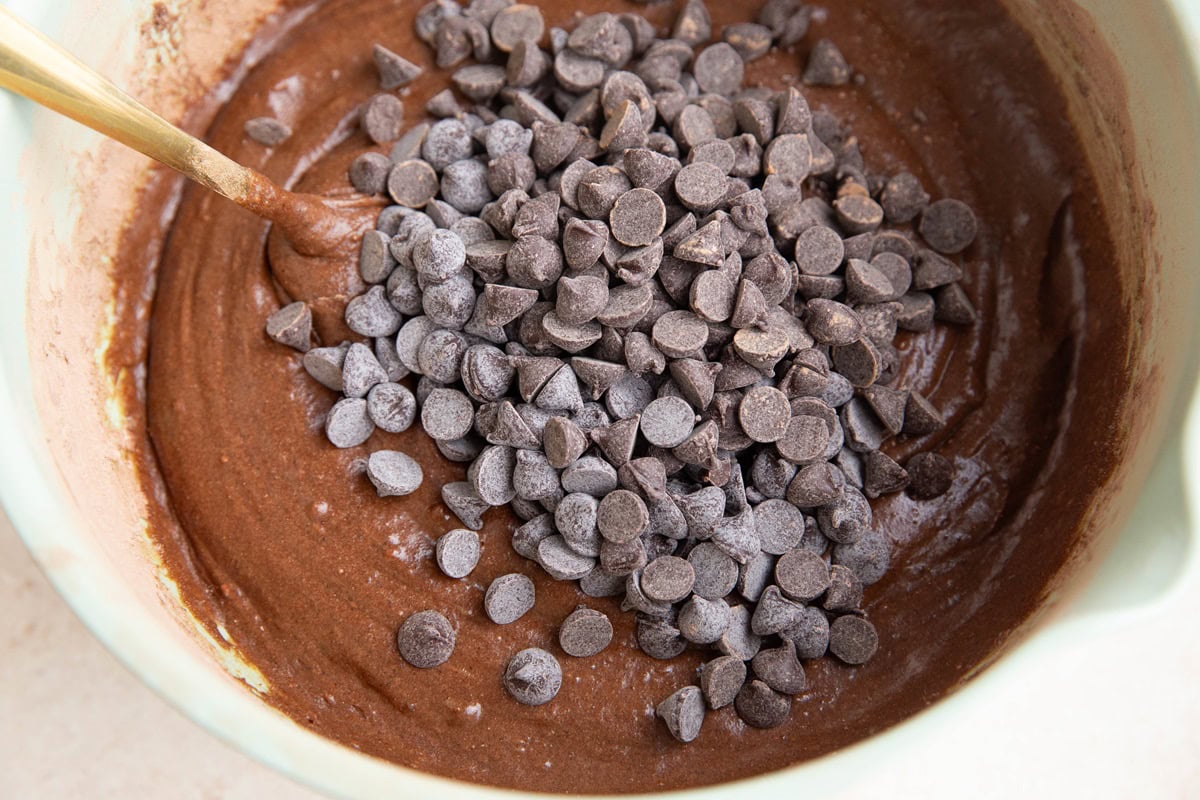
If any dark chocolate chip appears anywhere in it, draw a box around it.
[559,607,614,657]
[397,610,455,668]
[503,647,562,705]
[735,679,790,728]
[803,38,851,86]
[436,529,482,578]
[906,452,954,499]
[919,198,978,254]
[828,615,879,665]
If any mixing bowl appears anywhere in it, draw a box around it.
[1,0,1198,796]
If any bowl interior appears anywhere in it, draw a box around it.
[1,0,1198,797]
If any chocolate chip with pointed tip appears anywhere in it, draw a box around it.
[504,647,562,704]
[397,610,455,668]
[906,451,954,499]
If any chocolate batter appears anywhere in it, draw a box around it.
[122,0,1130,792]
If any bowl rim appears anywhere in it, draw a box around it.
[2,0,1200,798]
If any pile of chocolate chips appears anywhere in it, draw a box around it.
[263,0,977,740]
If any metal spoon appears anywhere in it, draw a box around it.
[0,6,348,255]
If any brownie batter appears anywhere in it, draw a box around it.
[124,0,1130,792]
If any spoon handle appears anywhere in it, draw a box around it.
[0,6,256,205]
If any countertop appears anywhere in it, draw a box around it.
[0,509,321,800]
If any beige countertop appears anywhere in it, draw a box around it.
[0,509,322,800]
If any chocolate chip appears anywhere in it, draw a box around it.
[553,492,599,556]
[577,165,633,219]
[639,555,695,603]
[453,64,507,102]
[640,396,696,448]
[436,529,482,578]
[324,397,373,448]
[687,541,738,600]
[668,359,720,411]
[489,3,544,52]
[245,116,291,146]
[834,194,885,235]
[803,38,850,86]
[597,489,649,543]
[805,299,863,346]
[863,450,909,498]
[906,452,954,499]
[723,22,773,61]
[791,225,842,276]
[485,573,537,624]
[422,119,473,170]
[817,484,871,545]
[880,172,929,224]
[535,364,585,411]
[830,336,881,388]
[340,342,387,399]
[397,610,455,668]
[919,198,978,254]
[624,332,666,375]
[750,584,804,636]
[861,384,907,438]
[361,93,405,144]
[903,390,945,436]
[468,444,518,506]
[656,685,706,743]
[735,679,790,728]
[562,218,609,270]
[775,548,830,602]
[912,249,963,290]
[606,373,654,419]
[382,160,440,211]
[674,162,726,214]
[736,551,775,603]
[559,607,613,657]
[737,386,791,444]
[775,415,828,465]
[934,282,978,324]
[652,310,709,358]
[750,452,797,501]
[674,220,724,267]
[672,0,712,44]
[831,529,890,584]
[751,639,807,695]
[416,386,471,442]
[579,567,626,597]
[717,603,761,660]
[373,44,423,90]
[561,455,618,496]
[599,99,649,151]
[507,235,564,289]
[554,275,608,327]
[828,615,879,665]
[782,605,830,659]
[698,655,745,710]
[610,188,667,246]
[692,42,744,96]
[678,595,731,644]
[637,616,687,659]
[350,153,391,195]
[542,416,587,468]
[752,498,807,555]
[504,647,562,705]
[265,301,312,352]
[366,450,423,496]
[823,564,864,612]
[538,534,596,580]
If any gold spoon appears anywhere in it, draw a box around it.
[0,6,348,255]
